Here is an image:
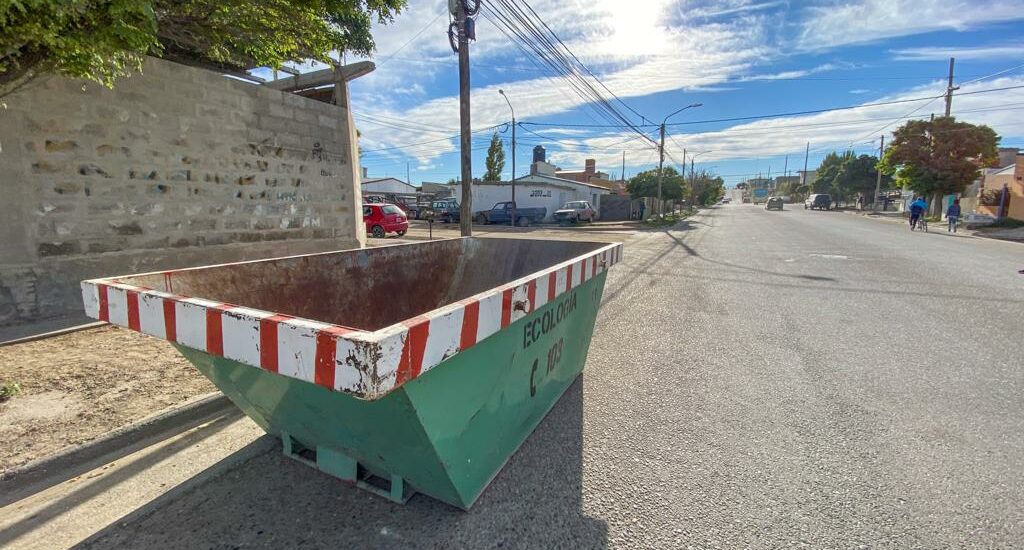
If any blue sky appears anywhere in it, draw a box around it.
[284,0,1024,186]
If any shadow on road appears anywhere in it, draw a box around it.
[79,377,608,549]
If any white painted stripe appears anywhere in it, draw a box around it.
[82,283,100,320]
[277,319,328,383]
[555,266,568,295]
[421,307,464,374]
[175,300,208,351]
[106,286,129,327]
[334,337,364,393]
[535,271,550,309]
[475,292,503,343]
[137,292,167,338]
[572,261,583,288]
[372,332,407,395]
[221,310,263,366]
[510,284,531,324]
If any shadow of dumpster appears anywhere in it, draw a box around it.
[78,376,608,549]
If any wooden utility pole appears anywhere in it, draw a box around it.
[656,123,666,215]
[873,135,884,210]
[944,57,958,117]
[457,4,473,236]
[801,142,809,186]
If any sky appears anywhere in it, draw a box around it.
[263,0,1024,187]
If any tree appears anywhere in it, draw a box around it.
[814,151,855,196]
[686,169,725,206]
[835,154,889,201]
[483,133,505,182]
[627,167,684,200]
[879,116,999,209]
[1,0,406,97]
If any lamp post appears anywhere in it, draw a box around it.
[657,103,702,216]
[688,150,712,208]
[499,89,516,226]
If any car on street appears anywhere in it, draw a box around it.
[474,201,547,226]
[804,193,832,210]
[424,199,460,223]
[553,201,597,224]
[765,197,784,210]
[363,203,408,238]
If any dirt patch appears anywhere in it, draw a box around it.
[0,325,215,472]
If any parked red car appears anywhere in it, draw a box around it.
[363,203,409,238]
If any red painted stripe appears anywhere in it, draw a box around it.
[163,298,177,342]
[315,326,352,389]
[590,256,597,279]
[580,259,588,282]
[460,301,480,349]
[98,285,109,322]
[205,305,234,356]
[566,264,574,291]
[547,272,557,302]
[126,291,140,331]
[259,315,291,373]
[527,280,537,313]
[500,288,513,327]
[395,319,430,386]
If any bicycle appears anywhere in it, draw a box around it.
[917,216,929,232]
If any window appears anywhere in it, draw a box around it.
[363,206,372,217]
[382,205,402,215]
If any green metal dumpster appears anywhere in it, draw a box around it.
[81,237,622,509]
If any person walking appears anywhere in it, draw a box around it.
[638,201,646,221]
[947,198,961,233]
[909,196,927,230]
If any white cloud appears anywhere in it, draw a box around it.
[892,43,1024,61]
[738,63,838,81]
[849,88,871,94]
[543,76,1024,170]
[797,0,1024,50]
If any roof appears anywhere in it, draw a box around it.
[513,173,613,192]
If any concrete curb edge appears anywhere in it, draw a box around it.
[0,391,237,506]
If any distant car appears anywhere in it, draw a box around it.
[425,200,460,223]
[363,203,408,238]
[805,194,832,210]
[721,197,732,203]
[765,197,784,210]
[553,201,597,224]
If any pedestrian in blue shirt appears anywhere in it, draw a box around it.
[909,197,927,230]
[947,198,961,233]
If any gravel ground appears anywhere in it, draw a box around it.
[77,205,1024,548]
[0,326,214,472]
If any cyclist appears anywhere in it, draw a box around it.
[909,196,928,230]
[947,198,961,233]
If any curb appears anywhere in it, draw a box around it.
[0,391,238,507]
[0,321,107,347]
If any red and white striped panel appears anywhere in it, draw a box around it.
[82,242,623,400]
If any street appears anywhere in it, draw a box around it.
[61,205,1024,548]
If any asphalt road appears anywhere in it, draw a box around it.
[80,204,1024,549]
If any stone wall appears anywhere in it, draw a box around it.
[0,57,365,325]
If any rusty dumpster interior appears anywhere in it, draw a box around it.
[114,238,609,331]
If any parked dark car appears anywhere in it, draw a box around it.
[474,202,546,226]
[804,193,832,210]
[765,197,784,211]
[425,199,460,223]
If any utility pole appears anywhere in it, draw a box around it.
[944,57,958,117]
[406,162,410,185]
[873,135,884,210]
[499,89,516,226]
[621,151,625,184]
[783,155,788,181]
[452,2,474,236]
[801,142,809,187]
[656,123,666,216]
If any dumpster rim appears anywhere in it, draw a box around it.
[80,238,623,400]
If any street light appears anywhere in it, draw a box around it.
[657,103,702,216]
[499,89,516,226]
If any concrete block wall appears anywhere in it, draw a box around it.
[0,57,364,325]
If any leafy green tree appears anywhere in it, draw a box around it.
[483,133,505,181]
[814,151,855,195]
[1,0,406,97]
[686,169,725,206]
[836,154,889,201]
[627,167,684,200]
[879,116,999,208]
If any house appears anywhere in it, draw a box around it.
[977,154,1024,220]
[555,159,617,191]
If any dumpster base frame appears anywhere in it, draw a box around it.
[282,431,415,505]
